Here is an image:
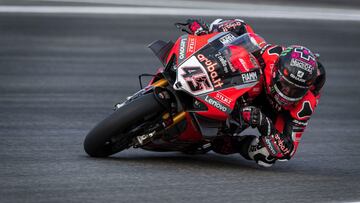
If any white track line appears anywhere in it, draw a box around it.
[37,0,359,11]
[0,5,360,21]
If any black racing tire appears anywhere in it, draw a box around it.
[84,93,165,157]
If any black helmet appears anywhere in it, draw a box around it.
[270,46,318,106]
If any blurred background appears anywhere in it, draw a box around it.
[0,1,359,202]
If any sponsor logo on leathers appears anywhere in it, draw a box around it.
[274,134,291,155]
[263,137,277,156]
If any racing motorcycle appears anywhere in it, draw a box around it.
[83,27,265,157]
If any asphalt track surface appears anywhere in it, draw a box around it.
[0,12,360,203]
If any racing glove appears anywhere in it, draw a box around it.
[187,19,209,35]
[175,19,209,35]
[240,106,294,160]
[240,106,261,128]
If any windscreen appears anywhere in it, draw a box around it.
[230,33,266,54]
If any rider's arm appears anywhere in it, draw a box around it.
[241,107,294,160]
[242,90,322,161]
[283,61,326,158]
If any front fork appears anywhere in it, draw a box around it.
[116,78,187,147]
[133,111,187,147]
[152,78,187,127]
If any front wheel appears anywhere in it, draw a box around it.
[83,93,165,157]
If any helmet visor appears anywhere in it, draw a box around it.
[273,70,309,102]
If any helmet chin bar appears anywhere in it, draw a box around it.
[273,84,303,105]
[271,70,308,106]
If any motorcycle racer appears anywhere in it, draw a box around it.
[183,19,326,167]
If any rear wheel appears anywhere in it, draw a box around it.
[84,93,165,157]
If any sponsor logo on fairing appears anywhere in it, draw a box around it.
[215,92,232,105]
[187,37,196,53]
[179,37,187,60]
[175,56,215,95]
[241,71,258,83]
[290,58,313,74]
[214,52,231,73]
[219,33,236,45]
[204,95,228,112]
[197,54,224,88]
[180,66,212,92]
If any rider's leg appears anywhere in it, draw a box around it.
[211,135,256,160]
[212,135,276,167]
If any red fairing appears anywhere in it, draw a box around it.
[226,45,264,103]
[178,113,203,141]
[166,33,218,65]
[196,86,257,120]
[195,45,263,120]
[227,45,260,72]
[153,33,264,147]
